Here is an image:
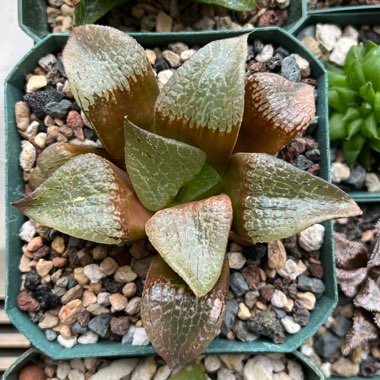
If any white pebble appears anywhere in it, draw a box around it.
[20,140,36,171]
[228,251,246,270]
[89,358,139,380]
[180,49,196,62]
[287,359,304,380]
[291,54,310,78]
[298,224,325,252]
[330,37,357,66]
[153,365,172,380]
[281,316,301,334]
[19,220,36,242]
[331,162,351,183]
[70,358,85,372]
[255,44,274,62]
[57,362,71,379]
[275,0,290,9]
[277,259,302,280]
[162,50,181,68]
[204,356,221,373]
[343,25,359,40]
[39,53,57,71]
[320,362,332,378]
[271,289,288,309]
[84,264,106,283]
[365,173,380,192]
[122,325,135,344]
[34,132,47,148]
[316,23,342,52]
[78,331,99,344]
[68,368,85,380]
[157,70,173,86]
[57,335,77,348]
[132,327,150,346]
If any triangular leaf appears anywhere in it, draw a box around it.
[354,277,380,312]
[75,0,128,25]
[334,232,368,269]
[145,195,232,297]
[193,0,255,11]
[63,25,159,167]
[329,113,347,141]
[343,134,366,167]
[124,119,206,211]
[169,363,207,380]
[154,34,248,170]
[344,45,366,91]
[336,267,368,297]
[361,113,378,139]
[141,256,229,368]
[362,44,380,92]
[13,154,151,244]
[369,221,380,268]
[346,119,362,140]
[224,153,362,243]
[234,72,315,155]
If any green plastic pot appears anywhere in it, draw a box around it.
[18,0,307,42]
[293,11,380,203]
[308,4,380,14]
[5,27,336,360]
[2,348,325,379]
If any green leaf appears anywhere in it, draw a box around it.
[223,153,362,243]
[360,102,373,117]
[329,113,346,141]
[12,154,151,244]
[234,72,315,155]
[358,144,373,170]
[145,195,232,297]
[335,87,358,106]
[362,44,380,92]
[374,92,380,123]
[361,113,378,139]
[141,256,229,368]
[359,82,375,103]
[154,34,248,170]
[124,119,206,212]
[343,107,361,122]
[169,363,207,380]
[193,0,255,11]
[343,134,366,167]
[347,118,363,140]
[368,139,380,153]
[62,25,159,167]
[329,89,346,114]
[75,0,127,25]
[328,69,346,87]
[344,46,366,91]
[173,163,221,205]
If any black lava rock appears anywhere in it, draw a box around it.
[230,272,250,297]
[305,149,320,163]
[154,57,170,73]
[33,286,61,309]
[314,331,342,360]
[281,56,301,82]
[247,310,285,344]
[253,39,264,54]
[71,321,88,335]
[267,55,282,70]
[292,300,310,326]
[243,243,267,261]
[44,99,72,118]
[221,299,238,335]
[84,127,97,141]
[103,278,124,293]
[88,314,112,338]
[24,271,40,291]
[24,86,65,118]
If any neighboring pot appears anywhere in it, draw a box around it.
[18,0,307,42]
[292,11,380,203]
[5,27,336,359]
[2,348,326,379]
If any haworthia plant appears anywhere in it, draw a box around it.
[13,25,362,368]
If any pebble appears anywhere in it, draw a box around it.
[153,365,172,380]
[39,312,59,329]
[292,53,310,78]
[297,275,325,298]
[298,224,325,252]
[217,367,236,380]
[230,272,250,296]
[19,221,36,242]
[100,257,119,276]
[114,266,138,283]
[331,357,359,377]
[276,259,302,280]
[26,75,48,92]
[68,369,84,380]
[20,140,36,171]
[17,291,40,312]
[15,101,30,131]
[71,321,87,335]
[238,302,251,320]
[126,297,141,315]
[61,284,83,304]
[45,99,72,118]
[331,315,351,337]
[73,267,89,285]
[109,293,128,311]
[131,357,157,380]
[146,49,156,65]
[110,316,130,336]
[122,282,137,298]
[316,23,342,52]
[244,355,273,380]
[205,356,222,373]
[90,358,138,380]
[78,330,99,344]
[314,331,342,360]
[180,49,196,62]
[245,291,259,309]
[346,165,366,189]
[228,251,247,270]
[222,299,238,334]
[331,162,351,183]
[267,240,287,269]
[19,255,31,272]
[281,316,301,334]
[330,37,357,66]
[132,327,150,345]
[281,56,301,82]
[301,37,322,58]
[275,0,290,9]
[343,25,359,40]
[88,313,112,338]
[82,290,97,307]
[271,289,288,309]
[255,44,274,62]
[36,259,53,277]
[365,173,380,192]
[156,12,173,32]
[84,264,106,284]
[287,360,304,380]
[157,70,173,86]
[39,53,57,71]
[96,292,111,307]
[247,310,285,344]
[162,50,181,68]
[296,292,316,310]
[34,132,47,148]
[57,334,77,348]
[59,299,82,325]
[293,300,310,326]
[57,362,71,379]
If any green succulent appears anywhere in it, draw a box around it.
[328,42,380,169]
[14,25,361,368]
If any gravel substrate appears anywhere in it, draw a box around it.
[15,39,324,348]
[46,0,291,33]
[17,353,306,379]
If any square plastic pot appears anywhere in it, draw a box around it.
[5,27,337,360]
[2,348,325,379]
[18,0,306,42]
[292,11,380,203]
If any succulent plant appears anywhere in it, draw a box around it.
[328,42,380,169]
[13,25,361,367]
[335,226,380,354]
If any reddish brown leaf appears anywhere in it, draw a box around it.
[336,267,368,297]
[334,232,368,269]
[355,277,380,312]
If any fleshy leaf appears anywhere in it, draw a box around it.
[329,113,346,141]
[343,312,378,355]
[361,113,378,139]
[173,163,221,205]
[124,119,206,211]
[224,153,362,243]
[374,92,380,123]
[329,89,346,114]
[154,34,248,170]
[359,82,375,103]
[354,277,380,312]
[327,69,346,87]
[29,143,112,189]
[343,134,366,167]
[334,232,368,269]
[12,154,151,244]
[343,107,361,122]
[145,195,232,297]
[345,45,366,91]
[336,267,368,297]
[62,25,159,167]
[346,119,363,140]
[141,256,229,368]
[362,44,380,92]
[169,363,207,380]
[75,0,127,25]
[234,73,315,155]
[193,0,255,11]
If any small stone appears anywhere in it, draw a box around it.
[45,99,72,118]
[346,165,366,189]
[281,56,301,82]
[82,290,97,307]
[34,285,61,309]
[39,53,57,71]
[45,328,57,341]
[58,300,80,327]
[309,263,324,279]
[331,315,352,337]
[57,334,77,348]
[180,49,196,62]
[84,357,97,371]
[217,368,236,380]
[297,275,325,298]
[330,37,357,66]
[331,162,351,183]
[131,357,157,380]
[84,264,106,284]
[15,101,30,131]
[71,321,88,334]
[90,358,138,380]
[247,310,285,343]
[287,359,304,380]
[255,44,274,62]
[132,327,150,345]
[111,316,130,336]
[39,312,59,329]
[320,362,331,378]
[123,282,137,298]
[291,53,310,78]
[157,69,173,86]
[220,354,246,371]
[126,297,141,315]
[17,291,40,312]
[109,293,128,311]
[36,259,53,277]
[205,356,222,373]
[365,173,380,192]
[296,155,313,170]
[114,265,138,283]
[277,259,302,280]
[332,357,359,377]
[267,240,287,269]
[73,267,89,285]
[156,12,173,32]
[243,355,273,380]
[88,313,112,338]
[343,25,359,40]
[314,331,342,360]
[238,302,251,320]
[228,251,247,270]
[57,362,71,379]
[281,316,301,334]
[275,0,290,9]
[244,291,259,308]
[316,23,342,52]
[20,221,36,242]
[19,255,32,272]
[241,265,261,290]
[68,369,84,380]
[61,284,83,304]
[146,49,157,65]
[230,272,250,296]
[222,299,238,335]
[98,257,118,276]
[67,110,84,140]
[162,50,181,68]
[78,330,99,344]
[297,291,316,310]
[193,17,215,31]
[298,224,325,252]
[292,300,310,326]
[20,140,36,171]
[153,365,172,380]
[27,75,48,92]
[301,37,322,58]
[24,271,40,290]
[87,303,109,316]
[271,289,288,309]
